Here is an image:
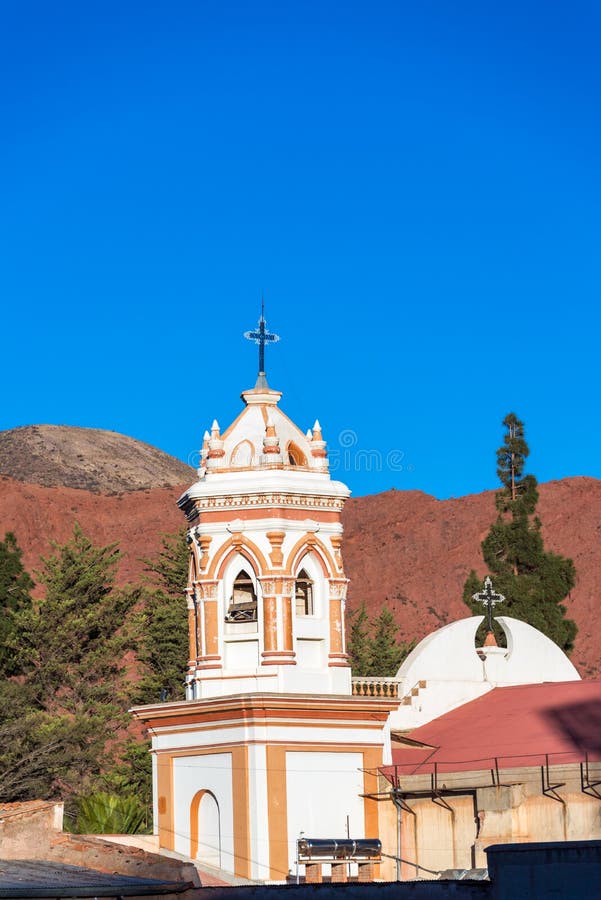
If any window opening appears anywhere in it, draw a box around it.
[225,570,258,622]
[295,569,314,616]
[287,442,307,466]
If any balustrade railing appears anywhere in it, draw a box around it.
[351,677,400,698]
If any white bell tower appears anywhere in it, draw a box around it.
[133,310,396,882]
[178,373,351,698]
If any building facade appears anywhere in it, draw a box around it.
[132,319,595,884]
[133,370,396,881]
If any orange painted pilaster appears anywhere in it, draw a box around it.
[156,753,174,851]
[188,605,197,663]
[232,746,251,879]
[362,747,383,879]
[281,595,295,659]
[204,599,219,657]
[195,600,204,658]
[328,597,349,666]
[266,746,289,879]
[195,581,222,671]
[262,595,278,654]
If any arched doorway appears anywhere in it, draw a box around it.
[190,790,221,868]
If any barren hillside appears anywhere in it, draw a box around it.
[0,425,193,492]
[0,426,598,677]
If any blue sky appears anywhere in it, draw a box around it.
[1,0,599,498]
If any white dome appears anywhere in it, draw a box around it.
[389,615,580,731]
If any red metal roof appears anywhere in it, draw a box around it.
[386,680,601,777]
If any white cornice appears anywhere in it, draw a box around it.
[179,469,351,506]
[191,517,344,536]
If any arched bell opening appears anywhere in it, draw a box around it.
[230,439,255,468]
[287,441,307,467]
[293,555,326,670]
[225,569,258,623]
[295,569,314,617]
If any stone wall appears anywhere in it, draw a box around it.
[0,800,200,895]
[375,763,601,879]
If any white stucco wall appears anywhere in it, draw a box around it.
[285,751,364,876]
[172,753,234,871]
[247,743,270,881]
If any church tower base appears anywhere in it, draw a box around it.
[133,693,396,881]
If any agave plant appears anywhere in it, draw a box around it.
[70,791,149,834]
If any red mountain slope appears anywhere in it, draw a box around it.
[342,477,601,678]
[0,474,598,677]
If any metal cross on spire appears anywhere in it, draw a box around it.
[472,576,505,633]
[243,298,280,377]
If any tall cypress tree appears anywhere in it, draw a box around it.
[464,413,577,652]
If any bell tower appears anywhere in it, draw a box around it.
[133,309,396,882]
[178,321,351,698]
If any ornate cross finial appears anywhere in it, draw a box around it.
[472,576,505,633]
[243,298,280,377]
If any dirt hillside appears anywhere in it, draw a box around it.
[0,426,597,677]
[0,425,194,492]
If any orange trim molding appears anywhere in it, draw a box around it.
[209,537,269,580]
[285,534,337,577]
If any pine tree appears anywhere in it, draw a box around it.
[347,601,414,677]
[136,530,190,703]
[347,602,372,676]
[0,681,65,802]
[0,532,34,676]
[369,605,409,676]
[6,525,138,801]
[464,413,577,652]
[16,524,134,713]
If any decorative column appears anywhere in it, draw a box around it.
[186,587,197,666]
[280,577,296,664]
[195,580,221,671]
[261,578,279,664]
[260,577,296,666]
[328,578,350,667]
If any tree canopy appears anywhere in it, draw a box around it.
[464,413,577,652]
[347,602,414,677]
[0,531,34,676]
[136,529,190,704]
[0,527,139,810]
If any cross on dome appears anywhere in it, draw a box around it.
[243,298,280,382]
[473,576,505,633]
